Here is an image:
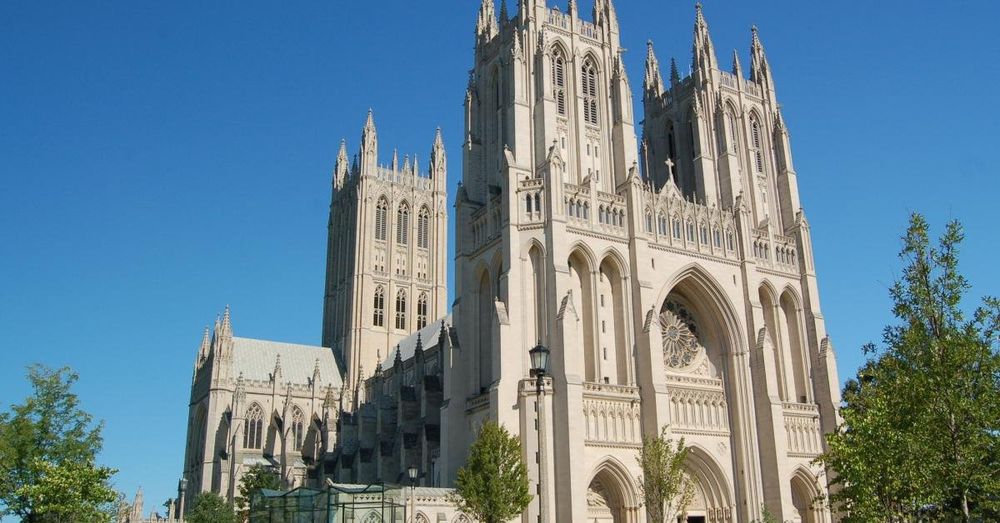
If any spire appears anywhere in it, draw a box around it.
[312,358,322,385]
[476,0,498,41]
[360,109,378,175]
[731,49,743,77]
[499,0,508,23]
[430,127,447,179]
[272,354,282,382]
[394,343,403,368]
[692,2,718,74]
[412,154,419,176]
[334,139,349,189]
[198,326,210,361]
[644,40,665,98]
[391,149,399,172]
[593,0,619,33]
[750,25,772,87]
[221,305,232,338]
[415,333,424,357]
[402,154,411,174]
[670,57,681,87]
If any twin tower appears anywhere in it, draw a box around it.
[323,1,840,522]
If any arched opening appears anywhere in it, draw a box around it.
[780,291,810,403]
[758,285,787,401]
[598,255,629,385]
[791,469,822,523]
[684,447,735,523]
[568,250,597,382]
[587,460,639,523]
[477,270,493,394]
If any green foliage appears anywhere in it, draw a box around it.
[235,465,281,522]
[819,214,1000,522]
[453,422,532,523]
[187,492,237,523]
[637,428,695,523]
[0,365,118,522]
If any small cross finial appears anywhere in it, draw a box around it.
[665,158,676,181]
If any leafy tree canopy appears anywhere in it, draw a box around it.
[0,365,118,522]
[453,422,532,523]
[819,214,1000,522]
[637,429,695,523]
[235,465,281,522]
[187,492,236,523]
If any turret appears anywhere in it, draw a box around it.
[334,139,349,190]
[692,3,718,80]
[644,40,665,101]
[476,0,498,44]
[430,128,447,184]
[359,110,378,175]
[750,26,775,92]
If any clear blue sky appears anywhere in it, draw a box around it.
[2,0,998,516]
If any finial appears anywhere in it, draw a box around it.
[415,333,424,354]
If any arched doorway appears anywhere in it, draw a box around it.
[587,460,639,523]
[790,469,823,523]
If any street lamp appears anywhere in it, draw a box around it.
[529,343,550,523]
[177,477,188,518]
[407,465,419,522]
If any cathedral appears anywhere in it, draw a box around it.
[179,2,842,522]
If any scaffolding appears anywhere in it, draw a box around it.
[249,483,407,523]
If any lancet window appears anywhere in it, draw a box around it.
[417,293,429,330]
[375,198,388,241]
[373,286,385,327]
[581,60,599,126]
[552,50,567,116]
[291,407,304,451]
[244,403,264,450]
[417,206,430,249]
[395,290,408,330]
[396,203,410,246]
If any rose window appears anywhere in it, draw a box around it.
[660,303,703,370]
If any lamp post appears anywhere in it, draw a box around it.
[176,477,188,518]
[529,343,550,523]
[407,465,419,523]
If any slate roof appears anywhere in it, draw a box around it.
[232,337,342,389]
[381,314,452,368]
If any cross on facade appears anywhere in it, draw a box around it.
[665,158,676,182]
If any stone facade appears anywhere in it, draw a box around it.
[179,308,344,509]
[179,2,842,522]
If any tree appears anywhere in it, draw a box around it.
[819,214,1000,522]
[235,465,281,522]
[452,422,531,523]
[186,492,236,523]
[0,365,119,522]
[637,428,695,522]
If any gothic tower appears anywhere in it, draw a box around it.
[322,112,449,395]
[441,2,841,522]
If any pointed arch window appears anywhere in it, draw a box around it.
[417,293,429,330]
[244,403,264,450]
[581,60,599,126]
[417,207,430,249]
[750,117,764,173]
[396,203,410,245]
[291,407,304,451]
[395,290,408,330]
[375,198,389,241]
[552,50,567,116]
[373,286,385,327]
